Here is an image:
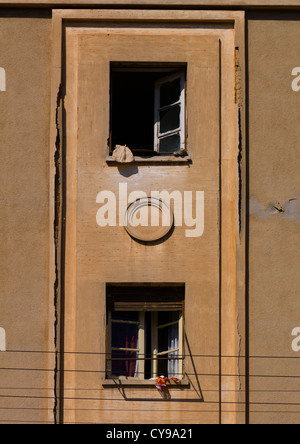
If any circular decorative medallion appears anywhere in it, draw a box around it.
[124,197,174,242]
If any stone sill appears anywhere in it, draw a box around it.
[106,155,192,165]
[102,379,190,389]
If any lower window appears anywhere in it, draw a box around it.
[106,285,184,380]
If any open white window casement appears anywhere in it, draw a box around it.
[151,312,184,378]
[154,71,186,154]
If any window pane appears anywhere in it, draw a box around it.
[160,77,181,108]
[157,312,180,377]
[159,104,180,134]
[158,133,181,153]
[158,322,179,354]
[111,313,139,350]
[157,352,179,378]
[111,311,140,378]
[158,311,180,327]
[157,356,168,377]
[111,349,139,378]
[111,323,139,350]
[168,350,179,378]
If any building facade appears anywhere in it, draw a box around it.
[0,1,300,424]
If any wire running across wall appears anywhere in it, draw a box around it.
[1,349,300,379]
[4,348,300,359]
[1,349,300,423]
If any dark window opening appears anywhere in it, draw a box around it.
[110,63,186,157]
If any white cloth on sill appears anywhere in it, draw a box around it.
[112,145,134,163]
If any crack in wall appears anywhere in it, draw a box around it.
[236,311,242,392]
[53,83,64,424]
[235,47,243,236]
[235,48,244,408]
[235,48,243,108]
[237,108,243,235]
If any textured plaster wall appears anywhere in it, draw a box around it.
[247,11,300,424]
[0,9,53,424]
[0,6,300,424]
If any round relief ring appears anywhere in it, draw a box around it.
[123,197,174,242]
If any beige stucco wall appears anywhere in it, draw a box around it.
[247,11,300,424]
[0,5,299,424]
[0,10,54,424]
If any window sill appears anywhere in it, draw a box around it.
[102,379,190,389]
[106,155,191,165]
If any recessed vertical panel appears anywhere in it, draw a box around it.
[60,11,241,424]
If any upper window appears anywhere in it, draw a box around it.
[110,64,186,157]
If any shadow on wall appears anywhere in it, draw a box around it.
[109,333,204,403]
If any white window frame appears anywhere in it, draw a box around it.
[154,70,186,154]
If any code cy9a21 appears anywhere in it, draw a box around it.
[150,429,193,439]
